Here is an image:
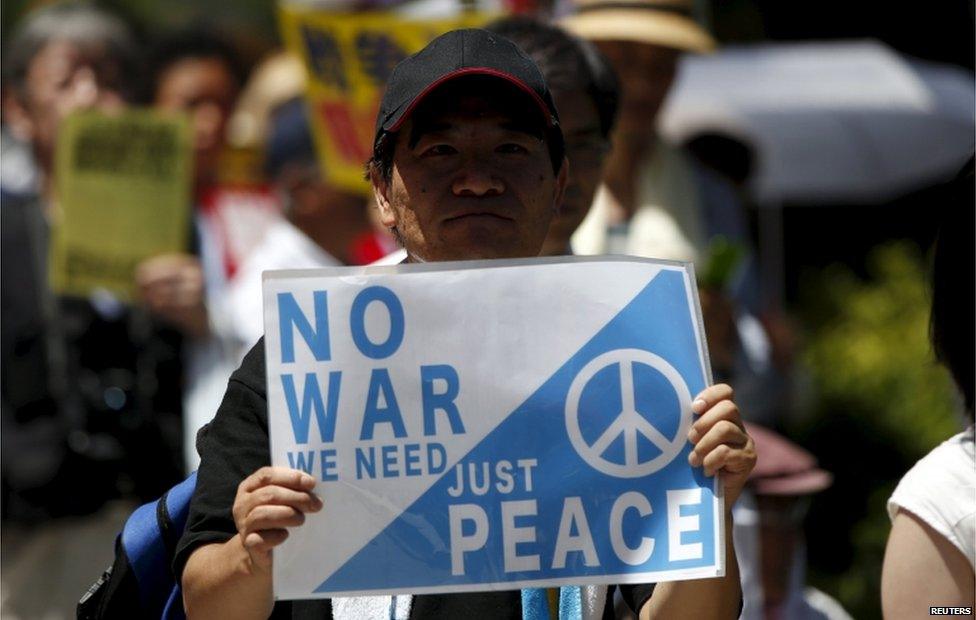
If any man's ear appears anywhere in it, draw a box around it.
[370,166,398,229]
[552,156,570,211]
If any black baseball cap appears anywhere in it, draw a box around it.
[373,28,563,162]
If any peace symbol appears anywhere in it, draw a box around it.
[565,349,692,478]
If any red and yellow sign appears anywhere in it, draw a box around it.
[279,5,492,194]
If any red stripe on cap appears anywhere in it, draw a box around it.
[386,66,556,133]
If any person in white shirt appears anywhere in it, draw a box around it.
[882,158,975,617]
[224,97,368,359]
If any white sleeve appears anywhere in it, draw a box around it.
[887,430,976,568]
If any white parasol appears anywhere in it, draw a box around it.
[659,40,975,204]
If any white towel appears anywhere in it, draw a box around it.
[333,587,605,620]
[332,595,412,620]
[581,585,608,620]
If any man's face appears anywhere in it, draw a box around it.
[593,40,679,144]
[374,93,567,262]
[154,57,239,187]
[542,87,608,255]
[9,39,127,174]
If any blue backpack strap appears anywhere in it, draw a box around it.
[160,472,196,620]
[121,472,197,617]
[163,472,198,555]
[161,583,186,620]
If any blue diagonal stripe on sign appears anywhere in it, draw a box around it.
[314,270,715,594]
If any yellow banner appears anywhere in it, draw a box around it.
[279,5,493,194]
[51,110,192,301]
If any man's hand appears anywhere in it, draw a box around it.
[686,383,756,509]
[135,253,209,338]
[232,467,323,572]
[639,383,754,618]
[182,467,320,619]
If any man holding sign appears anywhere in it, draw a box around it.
[177,29,755,619]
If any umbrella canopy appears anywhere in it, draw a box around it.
[659,40,975,204]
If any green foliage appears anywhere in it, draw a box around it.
[793,241,963,619]
[700,235,747,290]
[803,241,960,451]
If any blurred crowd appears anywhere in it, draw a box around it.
[0,0,972,618]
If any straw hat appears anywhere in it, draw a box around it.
[561,0,716,54]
